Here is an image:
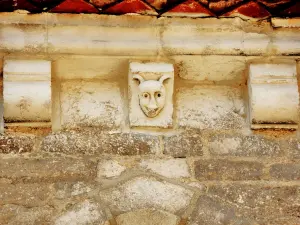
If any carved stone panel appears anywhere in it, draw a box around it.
[248,63,299,129]
[3,60,51,126]
[128,62,174,127]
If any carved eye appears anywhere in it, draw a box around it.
[156,92,162,98]
[142,93,149,98]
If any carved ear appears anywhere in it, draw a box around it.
[159,75,171,84]
[133,74,145,84]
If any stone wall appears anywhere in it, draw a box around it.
[0,13,300,225]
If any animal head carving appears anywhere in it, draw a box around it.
[133,74,171,118]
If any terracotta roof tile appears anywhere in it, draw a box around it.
[209,0,244,13]
[104,0,157,15]
[49,0,99,13]
[16,0,42,12]
[279,2,300,17]
[0,0,14,11]
[258,0,291,9]
[162,0,214,17]
[223,1,271,19]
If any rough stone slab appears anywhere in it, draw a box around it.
[0,183,52,207]
[163,130,203,157]
[270,163,300,180]
[208,132,287,157]
[98,176,194,215]
[54,200,108,225]
[41,130,160,155]
[0,134,36,153]
[206,184,300,224]
[188,195,237,225]
[60,81,123,129]
[173,55,247,84]
[0,204,54,225]
[0,23,47,53]
[194,159,263,181]
[97,159,126,179]
[0,157,97,182]
[139,159,191,178]
[116,209,180,225]
[53,181,96,199]
[176,86,245,129]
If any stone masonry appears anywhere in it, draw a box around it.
[0,13,300,225]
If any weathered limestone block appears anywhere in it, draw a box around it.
[0,183,53,207]
[177,86,245,129]
[0,133,36,153]
[270,163,300,180]
[0,204,54,225]
[188,195,237,225]
[54,200,108,225]
[139,159,191,178]
[98,176,194,215]
[60,81,123,129]
[248,63,299,129]
[173,55,246,84]
[0,157,97,182]
[206,184,300,224]
[3,59,51,123]
[116,209,180,225]
[0,23,47,53]
[163,130,203,157]
[128,62,174,128]
[194,159,263,181]
[54,182,96,199]
[97,159,126,179]
[208,132,287,157]
[41,130,160,155]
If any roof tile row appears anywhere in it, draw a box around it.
[1,0,299,18]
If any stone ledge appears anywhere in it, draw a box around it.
[0,13,299,56]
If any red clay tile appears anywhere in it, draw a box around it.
[199,0,208,6]
[49,0,99,13]
[143,0,166,10]
[223,1,271,19]
[162,0,214,17]
[258,0,291,9]
[279,2,300,17]
[30,0,63,8]
[209,0,244,13]
[104,0,157,15]
[90,0,117,8]
[16,0,42,12]
[0,0,14,11]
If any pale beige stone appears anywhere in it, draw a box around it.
[60,81,123,129]
[99,176,194,215]
[177,86,245,129]
[53,56,127,80]
[128,62,174,127]
[173,55,246,83]
[139,159,190,178]
[248,63,299,129]
[97,160,126,178]
[48,25,160,56]
[55,200,108,225]
[272,18,300,28]
[0,24,46,53]
[116,209,180,225]
[3,60,51,123]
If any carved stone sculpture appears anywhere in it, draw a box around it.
[128,62,174,128]
[133,74,171,118]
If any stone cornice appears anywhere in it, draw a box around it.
[0,13,299,56]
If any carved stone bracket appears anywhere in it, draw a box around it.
[128,62,174,128]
